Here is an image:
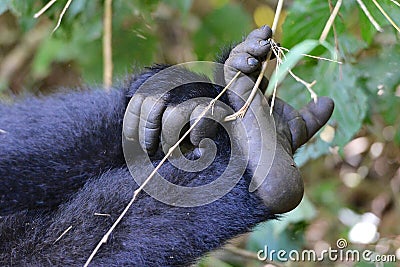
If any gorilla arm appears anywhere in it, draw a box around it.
[0,89,128,214]
[0,81,333,267]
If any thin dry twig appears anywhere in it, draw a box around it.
[271,0,284,34]
[52,0,73,33]
[371,0,400,33]
[320,0,342,42]
[328,0,342,78]
[289,70,317,101]
[223,0,284,121]
[224,52,272,121]
[355,0,383,32]
[83,71,242,267]
[53,226,72,244]
[268,41,283,115]
[271,42,318,105]
[269,51,282,115]
[279,47,342,64]
[103,0,113,90]
[34,0,57,18]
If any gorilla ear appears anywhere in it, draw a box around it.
[292,96,334,151]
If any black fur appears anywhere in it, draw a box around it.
[0,61,275,266]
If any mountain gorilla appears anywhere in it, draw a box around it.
[0,26,334,266]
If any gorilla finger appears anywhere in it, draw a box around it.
[161,101,197,154]
[270,97,307,152]
[231,39,272,58]
[225,52,260,74]
[123,94,145,141]
[246,25,273,41]
[297,96,334,148]
[139,96,166,155]
[190,104,229,146]
[269,96,299,121]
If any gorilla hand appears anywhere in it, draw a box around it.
[123,66,221,156]
[123,25,334,215]
[224,25,334,214]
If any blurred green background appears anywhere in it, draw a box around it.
[0,0,399,266]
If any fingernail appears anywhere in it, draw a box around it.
[259,40,268,46]
[247,57,259,66]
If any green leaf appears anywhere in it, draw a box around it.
[356,0,400,29]
[358,5,378,44]
[337,33,367,60]
[318,63,368,148]
[358,45,400,96]
[358,45,400,126]
[282,0,331,49]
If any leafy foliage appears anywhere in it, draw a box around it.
[247,0,399,264]
[0,1,399,266]
[0,0,159,85]
[282,0,331,48]
[278,0,399,166]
